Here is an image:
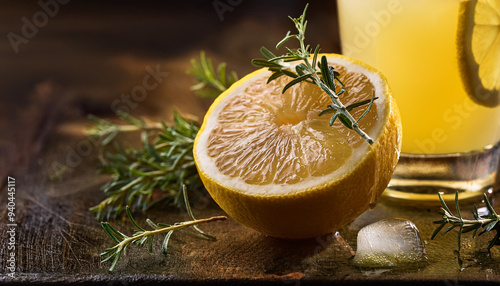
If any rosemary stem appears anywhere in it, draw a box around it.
[449,217,500,226]
[115,216,227,248]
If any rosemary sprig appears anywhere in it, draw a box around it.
[100,184,227,271]
[432,192,500,251]
[252,4,376,144]
[89,111,201,220]
[188,51,238,98]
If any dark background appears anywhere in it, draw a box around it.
[0,0,339,178]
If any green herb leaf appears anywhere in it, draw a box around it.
[252,59,283,68]
[338,113,353,129]
[356,93,377,123]
[346,96,378,112]
[282,73,312,94]
[329,112,340,126]
[276,31,296,50]
[431,222,447,240]
[267,71,285,83]
[260,46,277,59]
[318,106,336,117]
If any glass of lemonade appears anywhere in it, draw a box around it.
[337,0,500,202]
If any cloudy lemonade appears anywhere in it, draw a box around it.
[338,0,500,201]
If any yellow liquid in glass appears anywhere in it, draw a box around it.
[337,0,500,154]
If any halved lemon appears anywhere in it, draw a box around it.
[193,54,402,238]
[457,0,500,107]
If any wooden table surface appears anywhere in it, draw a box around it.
[2,1,500,285]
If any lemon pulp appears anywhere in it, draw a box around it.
[207,65,377,186]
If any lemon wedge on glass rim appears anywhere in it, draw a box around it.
[457,0,500,107]
[193,54,402,239]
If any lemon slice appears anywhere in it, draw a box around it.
[457,0,500,107]
[193,54,402,238]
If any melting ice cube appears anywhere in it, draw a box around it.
[352,218,425,268]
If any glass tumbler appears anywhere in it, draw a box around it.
[337,0,500,202]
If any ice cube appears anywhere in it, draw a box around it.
[352,218,425,268]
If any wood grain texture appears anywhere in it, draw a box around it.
[1,1,500,285]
